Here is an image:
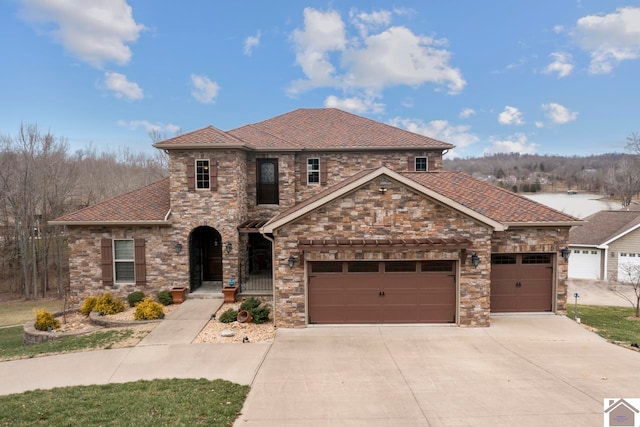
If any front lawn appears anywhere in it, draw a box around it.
[0,299,65,327]
[568,305,640,347]
[0,378,249,426]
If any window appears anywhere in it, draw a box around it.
[196,159,210,189]
[257,159,279,204]
[621,253,628,257]
[522,254,551,264]
[415,157,428,172]
[384,261,416,273]
[491,255,517,265]
[114,239,134,283]
[591,251,598,255]
[307,158,320,184]
[347,262,379,273]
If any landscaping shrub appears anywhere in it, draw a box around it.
[80,296,98,316]
[134,298,164,320]
[33,308,60,331]
[93,292,125,315]
[157,290,173,306]
[240,297,261,312]
[218,308,238,323]
[127,291,145,308]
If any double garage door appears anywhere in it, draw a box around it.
[308,260,456,324]
[490,253,554,313]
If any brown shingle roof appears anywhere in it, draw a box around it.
[152,125,246,149]
[403,172,578,224]
[570,210,640,245]
[51,179,170,224]
[229,108,454,150]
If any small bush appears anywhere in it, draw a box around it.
[240,297,261,312]
[93,292,125,315]
[127,291,145,308]
[250,305,271,324]
[134,297,165,320]
[218,308,238,323]
[80,296,98,316]
[157,290,173,306]
[34,308,60,331]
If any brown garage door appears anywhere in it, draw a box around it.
[308,261,456,324]
[490,254,553,312]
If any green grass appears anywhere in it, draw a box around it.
[0,299,65,327]
[0,378,249,426]
[0,326,140,361]
[568,305,640,346]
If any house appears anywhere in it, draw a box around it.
[569,206,640,281]
[604,398,638,426]
[51,108,580,327]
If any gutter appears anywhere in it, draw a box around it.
[48,220,172,226]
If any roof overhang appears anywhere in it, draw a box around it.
[602,221,640,246]
[502,221,583,228]
[298,237,472,251]
[49,220,172,226]
[152,143,250,150]
[261,167,506,233]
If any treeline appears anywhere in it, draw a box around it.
[444,152,630,194]
[0,123,168,299]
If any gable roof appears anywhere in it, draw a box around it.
[570,208,640,246]
[50,178,171,225]
[262,168,580,233]
[153,108,454,151]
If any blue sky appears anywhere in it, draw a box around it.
[1,1,639,158]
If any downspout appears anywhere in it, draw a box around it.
[261,232,277,328]
[600,245,609,281]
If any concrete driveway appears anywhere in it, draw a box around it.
[236,315,640,426]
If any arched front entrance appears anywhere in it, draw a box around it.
[189,226,222,291]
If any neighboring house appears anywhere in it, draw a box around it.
[51,108,580,328]
[569,206,640,281]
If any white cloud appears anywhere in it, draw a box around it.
[543,52,574,78]
[535,121,544,128]
[389,117,479,148]
[541,102,578,124]
[244,30,261,56]
[484,134,538,155]
[289,8,465,95]
[117,120,180,134]
[553,25,565,34]
[498,106,524,125]
[324,94,384,114]
[573,7,640,74]
[19,0,145,68]
[190,74,219,104]
[349,9,392,36]
[459,108,476,119]
[104,71,143,100]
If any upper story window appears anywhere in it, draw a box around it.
[196,159,210,189]
[307,158,320,184]
[415,157,428,172]
[113,239,135,283]
[257,158,279,205]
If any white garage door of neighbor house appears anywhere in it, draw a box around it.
[617,252,640,281]
[568,249,602,280]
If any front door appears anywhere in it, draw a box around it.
[189,226,222,290]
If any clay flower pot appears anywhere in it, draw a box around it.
[170,287,187,304]
[222,286,239,303]
[237,310,252,323]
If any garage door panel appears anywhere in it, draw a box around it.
[490,254,553,313]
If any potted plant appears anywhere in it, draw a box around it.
[170,286,188,304]
[222,279,239,303]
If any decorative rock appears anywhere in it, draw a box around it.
[221,329,235,337]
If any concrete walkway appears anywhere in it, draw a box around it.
[0,298,271,396]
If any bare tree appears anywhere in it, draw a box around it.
[603,156,640,207]
[610,263,640,317]
[625,132,640,155]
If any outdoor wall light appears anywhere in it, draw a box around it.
[470,252,480,268]
[288,254,296,268]
[378,187,388,194]
[225,241,233,254]
[175,242,183,255]
[560,247,571,261]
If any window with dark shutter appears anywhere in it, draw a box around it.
[320,157,328,185]
[101,238,113,287]
[209,160,217,191]
[428,157,436,171]
[408,157,416,171]
[186,160,195,191]
[415,157,428,172]
[134,238,146,286]
[114,239,135,283]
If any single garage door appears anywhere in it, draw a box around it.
[308,260,456,324]
[490,253,553,312]
[568,248,602,280]
[618,252,640,281]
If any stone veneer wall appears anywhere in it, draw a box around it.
[270,176,492,328]
[491,227,571,311]
[66,225,174,302]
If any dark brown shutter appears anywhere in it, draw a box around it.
[408,157,416,171]
[320,157,328,185]
[427,157,436,171]
[186,159,195,191]
[134,238,146,286]
[101,238,113,287]
[210,159,217,191]
[299,157,307,185]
